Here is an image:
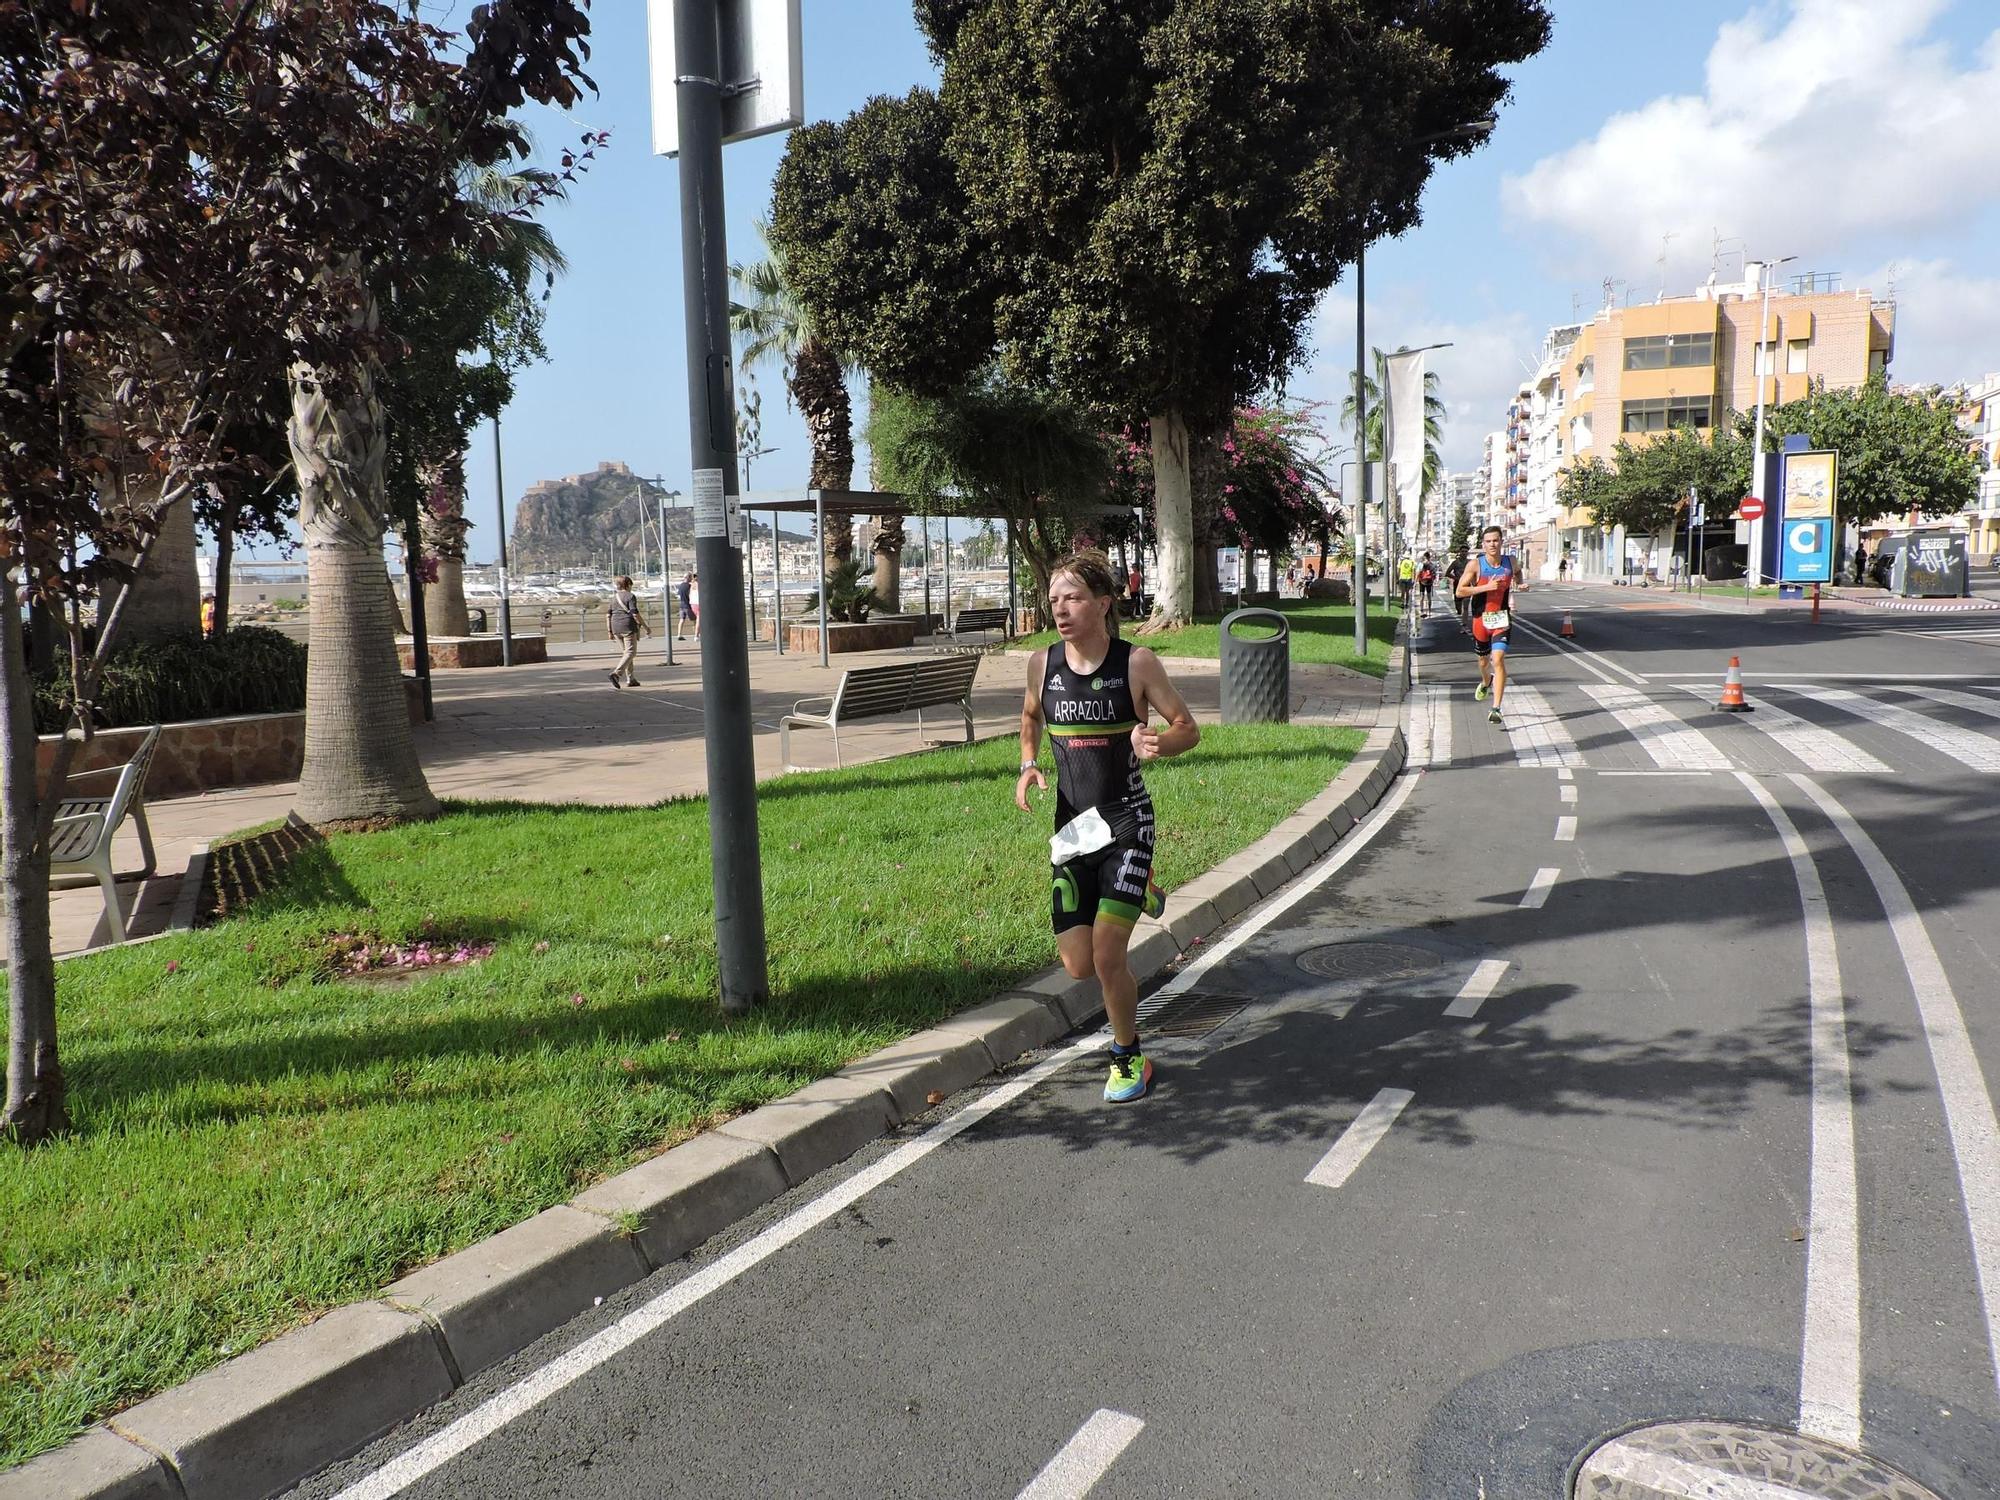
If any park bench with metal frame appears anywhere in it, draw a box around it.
[780,654,981,772]
[946,606,1011,647]
[51,723,161,944]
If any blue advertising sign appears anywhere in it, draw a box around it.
[1781,517,1834,582]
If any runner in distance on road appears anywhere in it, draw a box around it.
[1017,550,1199,1103]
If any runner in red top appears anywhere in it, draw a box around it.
[1457,525,1527,725]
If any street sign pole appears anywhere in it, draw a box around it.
[673,0,768,1010]
[1353,245,1370,657]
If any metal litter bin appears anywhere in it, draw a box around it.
[1219,607,1290,724]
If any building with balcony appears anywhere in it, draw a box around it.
[1961,372,2000,556]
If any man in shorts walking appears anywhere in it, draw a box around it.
[1017,550,1199,1103]
[1457,526,1524,725]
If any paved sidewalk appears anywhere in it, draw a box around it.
[53,638,1381,955]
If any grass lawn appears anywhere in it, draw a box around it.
[1,723,1361,1467]
[1012,597,1401,677]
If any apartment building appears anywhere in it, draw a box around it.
[1508,266,1895,575]
[1960,373,2000,555]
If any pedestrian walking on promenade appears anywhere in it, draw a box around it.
[1416,553,1436,616]
[1016,549,1199,1103]
[1458,525,1525,726]
[606,575,650,688]
[675,570,701,641]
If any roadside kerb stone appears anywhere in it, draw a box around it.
[106,1301,453,1500]
[571,1132,789,1272]
[1164,896,1219,952]
[1007,966,1101,1029]
[834,1027,1006,1119]
[943,994,1067,1067]
[1242,842,1299,898]
[1125,921,1180,981]
[0,1428,176,1500]
[715,1074,902,1187]
[382,1205,649,1383]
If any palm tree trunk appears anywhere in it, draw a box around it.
[1142,408,1194,629]
[419,454,472,637]
[869,517,904,613]
[289,329,440,827]
[1,580,64,1144]
[791,336,854,575]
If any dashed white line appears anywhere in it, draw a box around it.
[1557,767,1574,782]
[1579,683,1734,771]
[1736,773,1860,1446]
[1444,960,1509,1019]
[1016,1410,1145,1500]
[1792,773,2000,1404]
[1306,1088,1416,1190]
[1560,784,1578,804]
[1554,816,1577,842]
[1520,868,1559,908]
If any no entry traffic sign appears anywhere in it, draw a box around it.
[1739,497,1766,520]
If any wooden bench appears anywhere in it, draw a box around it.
[947,606,1011,646]
[780,654,982,772]
[52,723,161,944]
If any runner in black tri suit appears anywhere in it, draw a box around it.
[1018,551,1199,1103]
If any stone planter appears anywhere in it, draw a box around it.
[396,633,549,669]
[782,618,918,654]
[40,713,306,800]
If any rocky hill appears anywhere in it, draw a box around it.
[512,460,798,571]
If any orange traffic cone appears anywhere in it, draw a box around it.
[1559,611,1575,638]
[1717,655,1754,712]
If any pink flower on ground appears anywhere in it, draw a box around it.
[164,960,180,974]
[570,993,586,1007]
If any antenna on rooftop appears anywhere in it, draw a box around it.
[1657,232,1677,296]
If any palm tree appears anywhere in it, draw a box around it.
[729,225,860,577]
[1340,346,1447,540]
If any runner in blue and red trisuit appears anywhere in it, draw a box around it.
[1457,524,1527,726]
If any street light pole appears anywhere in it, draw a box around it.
[1746,254,1796,594]
[492,416,514,667]
[1353,243,1371,657]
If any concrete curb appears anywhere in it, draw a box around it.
[9,707,1411,1500]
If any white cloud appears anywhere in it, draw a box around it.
[1505,1,2000,278]
[1865,258,2000,387]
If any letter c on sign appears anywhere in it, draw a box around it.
[1789,523,1817,553]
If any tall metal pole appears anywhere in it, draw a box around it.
[674,0,767,1010]
[1352,244,1370,656]
[1747,265,1773,594]
[772,509,784,655]
[492,417,514,667]
[815,490,829,668]
[660,488,675,667]
[1007,522,1018,637]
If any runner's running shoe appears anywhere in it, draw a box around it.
[1104,1049,1154,1103]
[1488,708,1503,725]
[1475,681,1488,701]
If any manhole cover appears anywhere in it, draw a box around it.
[1576,1421,1943,1500]
[1296,942,1442,981]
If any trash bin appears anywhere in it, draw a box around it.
[1219,607,1290,724]
[467,607,489,633]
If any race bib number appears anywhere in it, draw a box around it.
[1481,609,1511,633]
[1050,807,1115,865]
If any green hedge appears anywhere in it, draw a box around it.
[35,627,307,734]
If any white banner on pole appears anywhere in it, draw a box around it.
[1383,349,1428,545]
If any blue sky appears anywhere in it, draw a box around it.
[443,0,2000,565]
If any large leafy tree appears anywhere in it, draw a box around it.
[0,0,594,1146]
[1755,376,1983,527]
[1580,428,1746,540]
[775,2,1551,631]
[866,375,1112,628]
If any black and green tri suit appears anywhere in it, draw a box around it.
[1042,637,1155,934]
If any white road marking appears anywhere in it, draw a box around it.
[1579,682,1735,770]
[1669,685,1890,775]
[331,770,1429,1499]
[1557,767,1574,782]
[1598,770,1712,777]
[1792,773,2000,1405]
[1444,960,1509,1019]
[1512,614,1647,685]
[1016,1410,1145,1500]
[1735,774,1860,1446]
[1520,868,1559,908]
[1502,684,1586,768]
[1554,816,1577,842]
[1768,684,2000,772]
[1560,783,1578,804]
[1894,683,2000,724]
[1584,1437,1833,1499]
[1140,772,1423,1017]
[1306,1088,1416,1190]
[1644,671,2000,680]
[1406,684,1453,768]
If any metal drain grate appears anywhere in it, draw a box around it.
[1296,942,1442,981]
[1140,992,1251,1039]
[1576,1421,1942,1500]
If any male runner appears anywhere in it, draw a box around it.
[1017,550,1199,1102]
[1457,525,1525,725]
[1416,553,1437,616]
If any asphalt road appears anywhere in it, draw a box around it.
[294,585,2000,1500]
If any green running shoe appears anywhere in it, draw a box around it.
[1143,880,1166,920]
[1474,681,1488,701]
[1104,1049,1154,1103]
[1488,707,1503,725]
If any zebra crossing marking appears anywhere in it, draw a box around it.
[1668,684,1891,774]
[1767,684,2000,773]
[1892,683,2000,725]
[1501,685,1585,768]
[1578,683,1734,771]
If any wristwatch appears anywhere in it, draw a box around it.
[1020,761,1038,773]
